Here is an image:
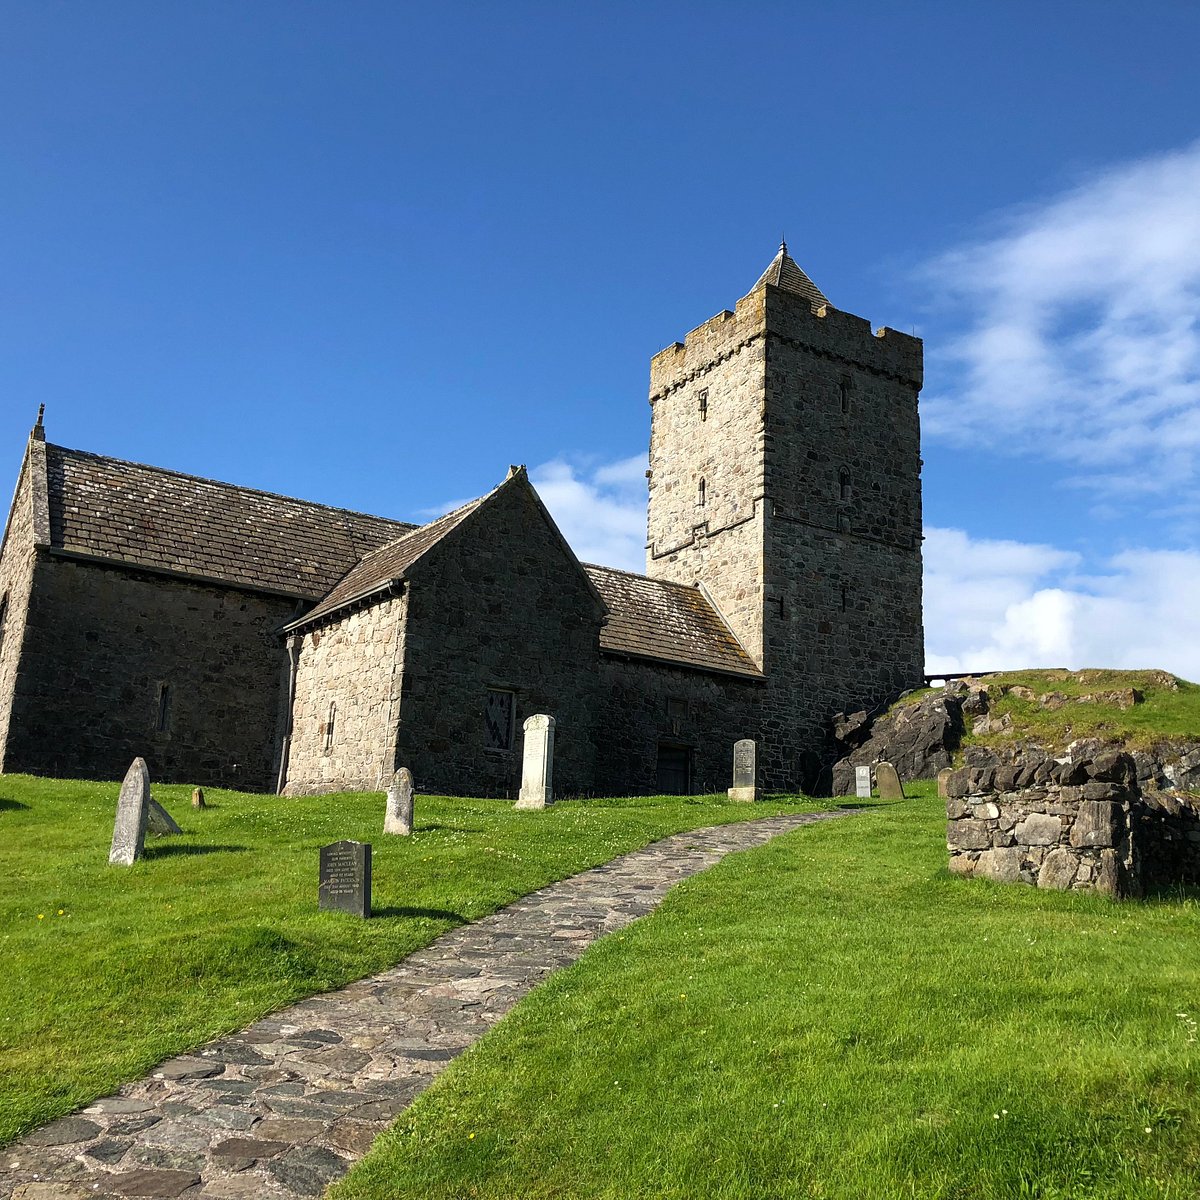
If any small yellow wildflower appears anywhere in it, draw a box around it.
[469,1133,476,1140]
[37,914,44,920]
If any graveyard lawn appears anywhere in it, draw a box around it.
[0,774,825,1144]
[332,782,1200,1200]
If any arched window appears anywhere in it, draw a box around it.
[698,388,709,421]
[697,477,707,507]
[839,375,852,414]
[839,468,851,502]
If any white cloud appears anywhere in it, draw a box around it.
[531,455,647,571]
[925,527,1200,682]
[923,140,1200,496]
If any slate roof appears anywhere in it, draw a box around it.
[751,241,829,312]
[289,495,486,628]
[43,443,415,599]
[585,564,761,679]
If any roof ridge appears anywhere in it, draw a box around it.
[48,443,415,529]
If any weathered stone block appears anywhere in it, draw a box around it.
[947,819,990,850]
[1070,801,1121,848]
[1015,812,1062,846]
[977,847,1022,883]
[1082,781,1123,801]
[945,768,971,799]
[946,797,968,819]
[1038,848,1078,890]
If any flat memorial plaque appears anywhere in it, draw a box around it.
[319,840,371,918]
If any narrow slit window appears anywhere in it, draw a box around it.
[839,375,852,414]
[324,701,337,754]
[698,388,708,421]
[155,682,171,733]
[698,477,706,507]
[0,593,7,658]
[840,584,848,613]
[839,468,851,502]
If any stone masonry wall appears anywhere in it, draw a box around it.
[0,443,41,772]
[283,595,405,796]
[945,752,1139,897]
[394,481,605,799]
[645,280,924,793]
[595,656,763,796]
[647,293,768,666]
[7,555,295,789]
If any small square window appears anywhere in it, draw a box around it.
[485,689,515,751]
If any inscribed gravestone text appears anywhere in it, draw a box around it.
[319,840,372,918]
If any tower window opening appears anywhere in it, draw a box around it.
[839,375,852,414]
[0,592,7,658]
[840,584,848,613]
[155,682,171,733]
[698,388,708,421]
[698,477,706,507]
[839,468,851,502]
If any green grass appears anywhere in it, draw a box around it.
[0,773,822,1145]
[916,669,1200,755]
[332,782,1200,1200]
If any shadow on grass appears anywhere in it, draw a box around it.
[0,797,30,812]
[371,905,467,922]
[418,823,486,835]
[145,843,250,858]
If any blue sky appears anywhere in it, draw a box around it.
[3,2,1199,676]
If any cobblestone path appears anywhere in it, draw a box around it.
[2,810,850,1200]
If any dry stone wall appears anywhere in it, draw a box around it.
[945,751,1142,897]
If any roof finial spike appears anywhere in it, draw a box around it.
[31,402,46,442]
[35,403,44,427]
[780,233,788,255]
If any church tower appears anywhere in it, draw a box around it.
[645,243,925,789]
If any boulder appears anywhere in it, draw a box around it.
[1038,848,1078,890]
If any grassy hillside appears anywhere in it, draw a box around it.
[333,785,1200,1200]
[0,775,821,1144]
[936,669,1200,755]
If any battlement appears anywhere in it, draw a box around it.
[650,280,922,401]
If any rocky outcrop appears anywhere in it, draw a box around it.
[831,691,964,795]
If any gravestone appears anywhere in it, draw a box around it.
[384,768,414,835]
[192,787,206,809]
[146,797,182,835]
[937,768,953,799]
[876,761,905,800]
[727,738,760,802]
[318,840,371,918]
[109,757,151,866]
[855,765,872,798]
[515,715,555,810]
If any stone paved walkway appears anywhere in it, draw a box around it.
[2,810,850,1200]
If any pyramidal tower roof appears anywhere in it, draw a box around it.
[749,240,829,311]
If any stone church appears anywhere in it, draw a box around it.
[0,245,925,797]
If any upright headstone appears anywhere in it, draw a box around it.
[191,787,206,810]
[384,768,415,835]
[109,758,151,866]
[146,797,182,835]
[318,840,371,918]
[875,761,905,800]
[937,768,953,799]
[515,715,555,810]
[727,739,760,802]
[855,765,872,799]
